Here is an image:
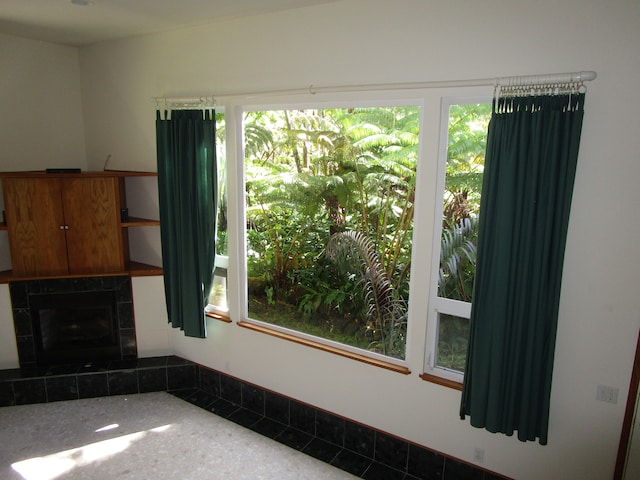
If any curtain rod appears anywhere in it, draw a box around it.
[153,96,215,109]
[154,71,596,105]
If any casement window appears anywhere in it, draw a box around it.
[206,111,230,317]
[423,98,491,384]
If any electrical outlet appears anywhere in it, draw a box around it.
[473,447,484,464]
[596,384,619,404]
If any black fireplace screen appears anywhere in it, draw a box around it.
[10,276,137,369]
[30,291,120,366]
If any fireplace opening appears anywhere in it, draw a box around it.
[30,291,120,367]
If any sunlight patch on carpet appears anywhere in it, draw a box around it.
[11,425,172,480]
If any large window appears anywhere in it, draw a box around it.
[424,99,491,382]
[242,105,420,360]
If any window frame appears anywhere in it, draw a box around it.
[423,95,491,385]
[205,107,231,318]
[234,96,427,371]
[213,87,494,376]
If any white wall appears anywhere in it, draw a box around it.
[1,0,639,478]
[131,276,171,357]
[0,34,87,171]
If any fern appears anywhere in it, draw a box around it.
[326,231,406,356]
[439,216,479,302]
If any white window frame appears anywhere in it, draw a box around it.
[233,95,426,370]
[423,96,491,384]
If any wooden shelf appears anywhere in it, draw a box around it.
[0,170,157,179]
[0,223,7,231]
[0,262,163,284]
[128,261,163,277]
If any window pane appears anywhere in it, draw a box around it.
[437,103,491,302]
[215,111,228,258]
[208,267,228,312]
[207,111,228,313]
[436,313,470,372]
[428,102,490,378]
[244,106,419,360]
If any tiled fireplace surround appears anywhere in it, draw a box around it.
[1,276,507,480]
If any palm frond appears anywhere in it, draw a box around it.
[439,216,479,302]
[326,231,406,355]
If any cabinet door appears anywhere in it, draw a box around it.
[61,177,124,274]
[2,177,69,276]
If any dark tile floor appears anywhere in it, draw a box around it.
[171,384,507,480]
[0,356,509,480]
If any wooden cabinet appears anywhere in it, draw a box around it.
[3,177,69,276]
[0,171,161,281]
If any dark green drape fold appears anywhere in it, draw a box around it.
[156,109,217,338]
[460,93,585,444]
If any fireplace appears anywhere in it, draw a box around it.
[30,291,120,366]
[9,276,137,369]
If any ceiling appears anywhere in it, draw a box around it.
[0,0,341,46]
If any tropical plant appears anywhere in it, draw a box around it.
[244,106,418,359]
[437,313,470,372]
[438,103,490,301]
[438,215,479,302]
[443,104,490,224]
[325,230,407,357]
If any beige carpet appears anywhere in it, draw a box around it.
[0,392,359,480]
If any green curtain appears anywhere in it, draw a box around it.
[156,109,217,338]
[460,93,585,444]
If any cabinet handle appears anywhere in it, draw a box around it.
[59,225,69,230]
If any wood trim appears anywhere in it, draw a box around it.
[206,311,232,323]
[0,270,12,284]
[0,170,157,178]
[237,320,410,375]
[128,263,163,277]
[614,328,640,480]
[419,372,463,391]
[121,217,160,227]
[0,263,162,282]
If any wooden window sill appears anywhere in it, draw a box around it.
[206,311,232,323]
[419,372,463,391]
[237,320,410,375]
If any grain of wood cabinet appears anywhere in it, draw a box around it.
[2,174,125,277]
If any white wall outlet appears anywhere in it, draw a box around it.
[596,384,619,404]
[473,447,485,464]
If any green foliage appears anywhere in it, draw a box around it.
[438,103,491,302]
[325,230,407,358]
[443,103,491,223]
[244,106,417,359]
[437,314,470,372]
[241,103,491,361]
[439,216,478,302]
